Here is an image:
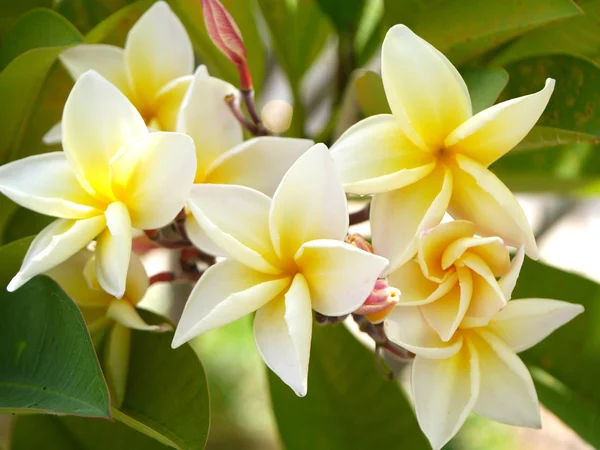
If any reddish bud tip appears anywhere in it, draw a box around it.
[355,278,400,324]
[345,233,374,254]
[201,0,252,89]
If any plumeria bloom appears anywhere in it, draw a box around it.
[0,71,196,297]
[385,248,584,450]
[177,66,313,255]
[331,25,554,272]
[389,220,512,341]
[172,144,388,395]
[44,1,194,143]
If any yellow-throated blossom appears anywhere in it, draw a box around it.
[44,1,194,143]
[385,249,583,450]
[389,220,512,341]
[176,67,313,254]
[172,144,388,396]
[331,25,554,272]
[0,71,196,297]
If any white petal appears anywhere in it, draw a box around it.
[153,75,193,131]
[60,44,132,96]
[7,216,106,292]
[381,25,471,151]
[254,273,313,397]
[446,79,555,167]
[330,114,435,195]
[412,340,479,450]
[184,211,227,256]
[62,71,147,199]
[110,132,196,229]
[270,143,348,263]
[106,299,167,331]
[498,246,525,300]
[371,164,452,273]
[471,329,541,428]
[124,1,193,101]
[172,259,290,347]
[187,184,281,274]
[95,202,132,298]
[42,121,63,145]
[123,252,149,304]
[385,306,463,358]
[103,323,131,409]
[295,239,388,316]
[205,137,314,196]
[488,299,584,353]
[177,67,243,179]
[448,154,538,259]
[0,152,102,219]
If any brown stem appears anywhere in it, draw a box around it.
[349,203,370,225]
[352,314,414,364]
[225,94,269,136]
[241,89,261,125]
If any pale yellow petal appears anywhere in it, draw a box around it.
[123,252,149,305]
[184,211,228,257]
[330,114,435,194]
[106,299,168,331]
[103,323,131,408]
[446,79,555,167]
[381,25,472,151]
[498,246,525,300]
[42,121,63,145]
[460,252,506,318]
[388,259,439,304]
[153,75,193,131]
[442,236,510,277]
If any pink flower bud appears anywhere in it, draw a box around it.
[345,233,374,254]
[201,0,252,90]
[355,278,399,324]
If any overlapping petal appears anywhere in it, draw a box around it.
[390,260,458,306]
[498,247,525,300]
[152,75,194,131]
[442,236,510,276]
[106,299,166,331]
[184,212,228,256]
[460,252,506,318]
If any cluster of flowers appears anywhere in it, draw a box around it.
[0,2,584,448]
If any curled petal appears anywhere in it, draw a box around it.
[254,274,313,397]
[330,114,435,195]
[123,252,149,304]
[172,259,290,347]
[445,79,555,167]
[499,246,525,300]
[448,154,538,259]
[42,121,63,145]
[460,252,506,318]
[153,75,193,131]
[382,25,471,151]
[442,236,510,277]
[294,239,388,316]
[107,299,169,331]
[390,260,457,306]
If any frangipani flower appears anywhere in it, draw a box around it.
[389,220,512,341]
[331,25,554,271]
[0,71,196,297]
[177,66,313,255]
[385,249,584,450]
[45,1,194,143]
[172,144,388,395]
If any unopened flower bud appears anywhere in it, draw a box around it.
[345,233,374,253]
[261,100,293,133]
[355,279,399,324]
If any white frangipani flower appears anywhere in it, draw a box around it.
[177,66,313,255]
[331,25,554,272]
[385,249,584,450]
[0,71,196,298]
[172,144,388,396]
[44,1,194,143]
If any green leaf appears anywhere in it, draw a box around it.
[512,259,600,448]
[354,0,383,65]
[0,238,111,418]
[383,0,582,65]
[1,207,54,245]
[315,0,365,32]
[85,0,154,46]
[113,312,210,449]
[0,0,52,41]
[354,70,390,117]
[54,0,135,35]
[460,67,508,114]
[268,324,429,449]
[514,126,600,152]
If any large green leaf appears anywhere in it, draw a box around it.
[0,238,110,418]
[354,70,390,117]
[85,0,153,46]
[459,67,508,114]
[514,126,600,152]
[54,0,135,35]
[512,259,600,448]
[315,0,366,32]
[0,0,52,41]
[383,0,581,65]
[268,324,428,449]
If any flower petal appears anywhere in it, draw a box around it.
[124,1,194,102]
[442,236,510,277]
[418,220,475,283]
[254,273,313,397]
[204,137,314,196]
[106,299,168,331]
[173,259,290,347]
[177,67,243,179]
[488,299,584,353]
[371,164,452,272]
[184,211,227,256]
[385,306,463,358]
[330,114,435,195]
[294,239,388,316]
[270,143,348,263]
[62,70,147,200]
[445,79,555,167]
[153,75,193,131]
[60,44,132,96]
[0,152,102,219]
[187,184,281,274]
[123,252,149,304]
[110,132,196,229]
[7,216,106,292]
[412,340,479,450]
[498,246,525,300]
[448,154,538,259]
[460,252,506,318]
[103,323,131,408]
[471,329,540,428]
[388,259,439,304]
[95,202,132,298]
[42,121,63,145]
[381,25,471,151]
